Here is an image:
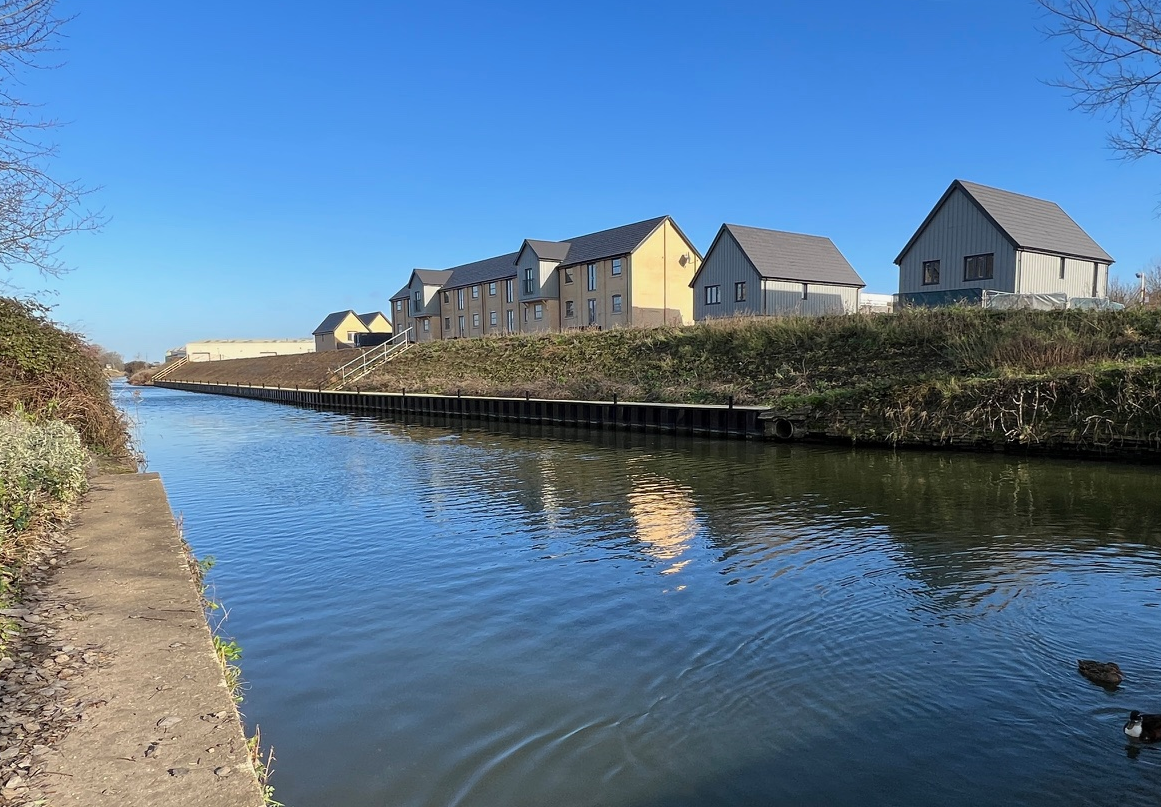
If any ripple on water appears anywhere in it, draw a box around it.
[132,386,1161,807]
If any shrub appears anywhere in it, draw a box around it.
[0,415,88,544]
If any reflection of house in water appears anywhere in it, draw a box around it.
[626,471,701,574]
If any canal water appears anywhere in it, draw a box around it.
[123,383,1161,806]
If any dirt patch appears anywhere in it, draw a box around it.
[15,474,265,807]
[162,350,363,389]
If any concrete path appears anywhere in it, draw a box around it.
[31,473,265,807]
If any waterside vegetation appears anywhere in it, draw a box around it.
[160,307,1161,455]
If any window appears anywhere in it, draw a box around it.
[611,258,622,276]
[490,311,498,327]
[533,303,543,321]
[565,300,575,318]
[395,300,403,312]
[611,294,622,314]
[471,285,479,299]
[523,267,535,295]
[457,315,465,336]
[488,282,497,296]
[587,263,597,291]
[444,317,451,331]
[587,298,597,324]
[443,291,450,304]
[457,288,465,310]
[964,253,994,281]
[922,260,940,286]
[735,281,746,302]
[422,319,430,332]
[564,267,574,284]
[505,279,514,303]
[802,283,808,300]
[413,290,422,309]
[347,331,359,344]
[523,306,528,322]
[1059,257,1066,280]
[705,285,721,305]
[506,310,515,333]
[472,312,480,328]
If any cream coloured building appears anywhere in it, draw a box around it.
[183,339,315,362]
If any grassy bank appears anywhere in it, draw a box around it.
[159,308,1161,454]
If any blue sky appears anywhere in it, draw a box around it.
[16,0,1161,359]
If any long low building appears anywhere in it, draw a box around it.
[179,339,315,362]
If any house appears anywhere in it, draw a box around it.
[434,253,519,339]
[183,339,315,362]
[312,310,392,351]
[895,180,1114,306]
[690,224,865,321]
[390,270,454,343]
[550,216,699,332]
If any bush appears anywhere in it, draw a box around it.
[0,296,127,454]
[0,415,88,544]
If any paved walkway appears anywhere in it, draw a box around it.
[32,473,265,807]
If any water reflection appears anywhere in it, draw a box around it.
[131,390,1161,807]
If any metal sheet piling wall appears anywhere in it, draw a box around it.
[152,381,766,439]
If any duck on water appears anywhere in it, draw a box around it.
[1124,711,1161,742]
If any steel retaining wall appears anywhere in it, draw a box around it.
[153,381,767,439]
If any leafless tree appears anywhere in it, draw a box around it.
[1108,258,1161,305]
[0,0,101,278]
[1038,0,1161,159]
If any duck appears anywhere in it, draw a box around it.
[1124,711,1161,742]
[1077,659,1123,687]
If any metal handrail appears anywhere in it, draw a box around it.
[151,356,189,381]
[328,328,413,389]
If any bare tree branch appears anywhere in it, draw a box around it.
[0,0,103,277]
[1038,0,1161,159]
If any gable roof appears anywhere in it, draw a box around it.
[519,239,571,262]
[556,216,669,269]
[411,268,454,286]
[444,252,520,290]
[313,310,357,335]
[693,224,865,288]
[895,180,1114,265]
[356,312,387,327]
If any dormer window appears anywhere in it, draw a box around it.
[413,290,422,309]
[523,267,535,295]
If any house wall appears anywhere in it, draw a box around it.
[630,218,700,326]
[315,312,366,351]
[515,248,560,304]
[362,314,393,333]
[1017,251,1109,298]
[692,229,763,321]
[437,280,516,339]
[763,281,859,316]
[390,299,408,334]
[557,257,630,330]
[898,187,1017,295]
[186,340,315,361]
[519,299,560,333]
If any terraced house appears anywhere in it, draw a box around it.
[392,216,701,342]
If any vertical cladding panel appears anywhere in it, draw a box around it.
[898,187,1017,295]
[1016,251,1108,297]
[763,281,858,316]
[692,230,763,321]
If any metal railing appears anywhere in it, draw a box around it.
[150,356,188,381]
[327,328,413,389]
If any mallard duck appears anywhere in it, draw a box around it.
[1124,711,1161,742]
[1077,659,1123,686]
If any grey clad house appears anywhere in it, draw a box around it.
[690,224,865,321]
[896,180,1114,306]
